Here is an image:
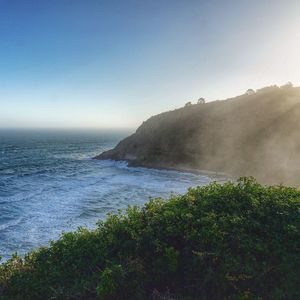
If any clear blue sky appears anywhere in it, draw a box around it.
[0,0,300,128]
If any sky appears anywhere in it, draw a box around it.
[0,0,300,128]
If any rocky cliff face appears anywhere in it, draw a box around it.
[95,86,300,186]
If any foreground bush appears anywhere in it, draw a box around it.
[0,178,299,299]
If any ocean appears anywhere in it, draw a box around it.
[0,129,226,261]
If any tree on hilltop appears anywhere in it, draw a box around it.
[246,89,255,95]
[197,97,206,104]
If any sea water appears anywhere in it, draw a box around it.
[0,129,227,260]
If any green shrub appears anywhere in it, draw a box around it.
[0,178,299,299]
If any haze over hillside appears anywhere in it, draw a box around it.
[96,85,300,186]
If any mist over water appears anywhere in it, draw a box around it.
[0,130,226,260]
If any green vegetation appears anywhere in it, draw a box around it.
[1,178,299,299]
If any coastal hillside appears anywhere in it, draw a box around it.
[96,85,300,186]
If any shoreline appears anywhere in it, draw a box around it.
[94,156,231,179]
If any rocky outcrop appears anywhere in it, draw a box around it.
[95,86,300,186]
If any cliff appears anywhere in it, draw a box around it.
[95,85,300,186]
